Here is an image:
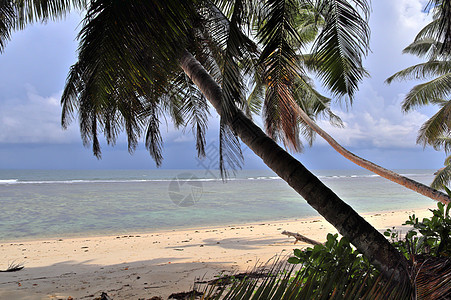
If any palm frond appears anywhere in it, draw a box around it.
[425,0,451,55]
[413,254,451,299]
[215,0,248,175]
[385,61,451,84]
[61,0,201,165]
[247,79,265,116]
[201,0,259,105]
[310,0,370,101]
[210,0,247,114]
[431,137,451,154]
[294,4,322,44]
[61,61,83,129]
[197,0,261,176]
[402,38,443,60]
[293,74,343,126]
[402,73,451,111]
[219,120,243,179]
[144,102,163,166]
[194,255,413,299]
[13,0,87,29]
[0,1,15,52]
[417,100,451,149]
[446,153,451,165]
[257,0,304,151]
[415,18,440,41]
[292,74,342,146]
[432,164,451,190]
[1,0,86,52]
[177,74,210,158]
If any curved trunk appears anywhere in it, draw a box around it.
[179,50,411,283]
[295,107,450,204]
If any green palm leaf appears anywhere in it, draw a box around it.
[1,0,86,52]
[417,99,451,149]
[415,17,440,42]
[247,78,265,116]
[61,0,201,165]
[402,38,444,60]
[387,3,451,194]
[13,0,86,28]
[310,0,370,101]
[432,163,451,190]
[0,1,15,52]
[385,61,451,84]
[175,74,210,158]
[424,0,451,54]
[293,74,343,146]
[257,0,305,150]
[402,73,451,111]
[207,0,255,175]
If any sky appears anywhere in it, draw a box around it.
[0,0,446,171]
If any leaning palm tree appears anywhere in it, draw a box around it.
[3,0,412,283]
[386,5,451,190]
[249,3,451,203]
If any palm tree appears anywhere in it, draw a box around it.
[386,5,451,190]
[249,3,451,203]
[3,0,412,282]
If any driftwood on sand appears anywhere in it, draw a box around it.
[281,231,323,246]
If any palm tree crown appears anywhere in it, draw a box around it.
[31,0,369,176]
[386,3,451,190]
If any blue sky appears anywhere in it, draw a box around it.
[0,0,446,170]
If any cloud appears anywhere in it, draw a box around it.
[390,0,430,30]
[0,85,79,144]
[365,1,431,87]
[316,84,429,149]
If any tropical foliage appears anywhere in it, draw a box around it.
[0,0,372,172]
[191,204,450,299]
[245,0,450,203]
[386,202,451,258]
[386,1,451,190]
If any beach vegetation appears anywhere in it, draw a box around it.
[191,205,450,299]
[385,201,451,258]
[192,247,407,299]
[286,233,376,276]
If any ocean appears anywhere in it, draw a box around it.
[0,169,437,241]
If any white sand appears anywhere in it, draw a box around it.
[0,207,433,299]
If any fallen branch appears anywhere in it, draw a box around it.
[282,231,323,246]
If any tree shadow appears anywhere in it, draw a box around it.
[0,257,233,300]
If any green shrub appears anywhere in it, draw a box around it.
[385,202,450,257]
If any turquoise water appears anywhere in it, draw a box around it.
[0,169,437,241]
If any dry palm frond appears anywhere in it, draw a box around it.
[412,254,451,300]
[0,261,24,272]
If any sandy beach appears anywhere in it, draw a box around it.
[0,207,433,299]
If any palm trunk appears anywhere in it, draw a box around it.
[295,107,450,204]
[179,50,411,282]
